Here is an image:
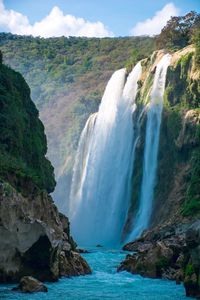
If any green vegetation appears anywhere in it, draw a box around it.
[154,48,200,221]
[182,124,200,217]
[165,54,200,109]
[156,11,200,51]
[165,61,200,217]
[2,181,13,197]
[0,50,2,64]
[0,34,155,109]
[0,33,155,179]
[125,48,147,72]
[156,257,169,272]
[0,15,199,211]
[185,263,195,277]
[0,62,55,193]
[142,16,200,220]
[166,108,182,141]
[192,14,200,66]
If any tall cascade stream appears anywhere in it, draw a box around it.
[69,63,142,246]
[69,54,171,247]
[128,54,171,241]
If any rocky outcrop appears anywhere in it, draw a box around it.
[13,276,48,293]
[0,181,91,283]
[119,221,200,298]
[183,221,200,298]
[119,224,187,280]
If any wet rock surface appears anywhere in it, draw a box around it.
[184,221,200,298]
[120,221,200,298]
[0,182,91,283]
[77,248,90,254]
[13,276,48,293]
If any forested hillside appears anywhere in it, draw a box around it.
[0,34,154,108]
[0,7,200,298]
[0,11,198,211]
[0,34,155,208]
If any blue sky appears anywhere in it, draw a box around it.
[1,0,200,37]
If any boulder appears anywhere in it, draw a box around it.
[77,248,90,254]
[123,240,153,253]
[13,276,48,293]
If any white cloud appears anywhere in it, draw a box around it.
[0,0,113,37]
[130,3,180,36]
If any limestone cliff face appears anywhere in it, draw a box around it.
[152,46,200,227]
[0,63,91,282]
[152,108,200,227]
[125,46,200,235]
[121,47,200,298]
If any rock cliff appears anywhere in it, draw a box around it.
[119,221,200,298]
[0,62,91,283]
[0,182,91,282]
[121,46,200,298]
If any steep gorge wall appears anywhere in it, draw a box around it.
[153,47,200,228]
[125,46,200,235]
[120,47,200,298]
[0,63,91,283]
[0,64,56,193]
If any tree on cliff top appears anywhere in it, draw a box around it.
[156,11,199,50]
[0,50,2,64]
[191,14,200,66]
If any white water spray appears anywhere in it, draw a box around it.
[129,54,171,241]
[69,63,142,246]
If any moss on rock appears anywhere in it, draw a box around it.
[0,63,56,193]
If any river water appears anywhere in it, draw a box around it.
[0,248,190,300]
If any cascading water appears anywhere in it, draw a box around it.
[69,113,98,215]
[69,62,142,246]
[128,54,171,241]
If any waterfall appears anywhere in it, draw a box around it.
[69,113,98,216]
[69,62,142,246]
[128,54,171,241]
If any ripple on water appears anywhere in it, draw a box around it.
[0,248,191,300]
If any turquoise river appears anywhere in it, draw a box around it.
[0,248,191,300]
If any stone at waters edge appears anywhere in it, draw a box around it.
[13,276,48,293]
[119,221,200,299]
[77,248,90,253]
